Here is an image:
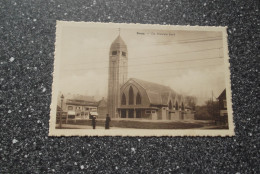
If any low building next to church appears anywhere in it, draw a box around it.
[216,89,228,123]
[65,99,98,120]
[57,93,109,120]
[217,89,228,117]
[97,98,108,119]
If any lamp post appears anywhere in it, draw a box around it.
[59,94,64,129]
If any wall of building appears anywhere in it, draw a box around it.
[98,107,107,118]
[161,107,167,120]
[66,104,97,119]
[107,37,128,119]
[169,111,180,120]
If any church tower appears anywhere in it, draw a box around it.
[107,34,128,118]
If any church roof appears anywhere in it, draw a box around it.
[132,78,172,92]
[129,78,177,105]
[97,98,107,107]
[110,35,127,50]
[66,99,98,107]
[177,94,182,101]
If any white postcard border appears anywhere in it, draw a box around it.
[49,21,235,137]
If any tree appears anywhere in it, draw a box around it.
[184,96,197,110]
[195,99,219,120]
[205,100,219,118]
[195,105,212,120]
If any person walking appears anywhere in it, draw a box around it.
[92,116,96,129]
[105,114,111,129]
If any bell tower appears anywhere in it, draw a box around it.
[107,34,128,118]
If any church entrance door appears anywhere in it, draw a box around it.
[121,110,126,118]
[136,110,141,118]
[128,109,134,118]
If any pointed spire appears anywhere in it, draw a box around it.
[110,33,127,50]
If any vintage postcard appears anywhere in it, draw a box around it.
[49,21,234,136]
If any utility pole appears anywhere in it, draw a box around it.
[212,91,214,118]
[59,94,64,129]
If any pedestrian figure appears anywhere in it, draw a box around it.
[105,114,111,129]
[92,116,96,129]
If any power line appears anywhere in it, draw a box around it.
[73,36,222,51]
[63,61,223,80]
[105,63,224,81]
[62,56,223,71]
[129,62,224,75]
[128,56,223,68]
[64,47,223,65]
[60,61,225,86]
[149,36,222,45]
[130,47,223,60]
[179,37,222,43]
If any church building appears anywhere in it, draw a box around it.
[107,34,194,120]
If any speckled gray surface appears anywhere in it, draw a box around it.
[0,0,259,173]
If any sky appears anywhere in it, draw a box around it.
[57,23,227,105]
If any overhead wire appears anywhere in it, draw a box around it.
[65,47,223,65]
[62,56,223,71]
[72,36,222,51]
[105,62,225,80]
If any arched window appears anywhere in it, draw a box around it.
[181,102,185,110]
[175,101,179,110]
[136,92,141,105]
[169,101,172,110]
[112,51,117,55]
[121,93,126,105]
[129,86,134,105]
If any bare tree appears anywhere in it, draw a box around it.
[184,96,197,110]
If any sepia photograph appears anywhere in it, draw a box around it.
[49,22,234,136]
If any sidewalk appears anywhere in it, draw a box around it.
[55,124,128,129]
[56,120,217,130]
[56,124,103,129]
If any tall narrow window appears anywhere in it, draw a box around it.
[122,52,126,56]
[175,101,179,110]
[181,102,185,110]
[136,92,141,105]
[169,101,172,110]
[129,86,134,105]
[121,93,126,105]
